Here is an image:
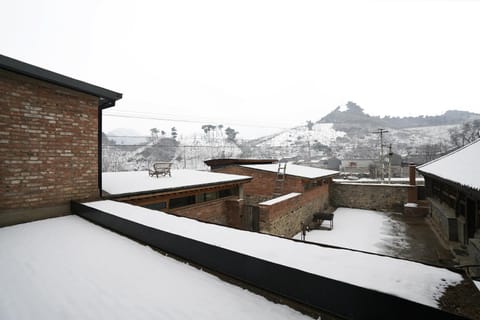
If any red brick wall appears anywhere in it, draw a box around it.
[0,69,100,225]
[213,166,305,204]
[169,196,237,225]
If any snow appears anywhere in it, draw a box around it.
[418,139,480,190]
[102,169,251,195]
[241,163,338,179]
[0,216,310,320]
[259,193,301,206]
[293,208,410,255]
[404,203,418,208]
[85,200,462,308]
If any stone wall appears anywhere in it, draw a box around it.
[0,69,100,226]
[330,182,413,212]
[259,186,330,237]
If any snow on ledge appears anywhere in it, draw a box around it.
[259,193,301,206]
[404,203,418,208]
[84,200,462,308]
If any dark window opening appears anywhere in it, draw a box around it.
[144,202,167,211]
[169,195,196,209]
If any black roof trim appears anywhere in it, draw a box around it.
[0,54,122,109]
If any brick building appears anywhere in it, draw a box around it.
[102,169,252,226]
[205,159,338,237]
[0,55,122,226]
[417,139,480,273]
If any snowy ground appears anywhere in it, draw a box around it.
[0,216,311,320]
[293,208,410,256]
[85,201,463,308]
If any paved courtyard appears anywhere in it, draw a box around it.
[293,207,480,319]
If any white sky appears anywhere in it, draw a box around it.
[2,0,480,138]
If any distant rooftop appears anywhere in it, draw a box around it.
[417,139,480,190]
[204,158,277,170]
[102,170,252,196]
[0,54,122,109]
[241,163,339,180]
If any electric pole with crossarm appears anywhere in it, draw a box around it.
[372,128,389,182]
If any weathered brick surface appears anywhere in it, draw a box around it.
[214,165,331,236]
[170,196,237,225]
[213,166,315,204]
[259,185,330,237]
[0,69,100,224]
[330,182,412,212]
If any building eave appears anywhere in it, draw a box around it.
[0,54,122,109]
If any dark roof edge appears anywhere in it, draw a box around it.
[0,54,122,109]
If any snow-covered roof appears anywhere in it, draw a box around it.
[241,163,338,179]
[102,170,251,196]
[417,139,480,191]
[85,200,462,308]
[0,216,308,319]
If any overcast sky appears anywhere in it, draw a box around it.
[2,0,480,138]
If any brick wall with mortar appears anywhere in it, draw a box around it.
[212,165,310,205]
[330,182,413,212]
[0,69,100,226]
[259,185,330,237]
[169,196,240,225]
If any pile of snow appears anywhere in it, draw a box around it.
[86,201,462,308]
[293,208,409,255]
[102,169,251,195]
[0,216,310,320]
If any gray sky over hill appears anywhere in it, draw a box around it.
[2,0,480,138]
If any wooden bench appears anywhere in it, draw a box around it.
[313,213,334,230]
[148,162,172,178]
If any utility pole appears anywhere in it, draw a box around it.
[372,128,389,182]
[388,144,393,184]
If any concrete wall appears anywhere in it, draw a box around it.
[330,182,413,212]
[259,185,330,237]
[0,69,100,226]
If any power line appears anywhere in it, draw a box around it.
[103,111,294,129]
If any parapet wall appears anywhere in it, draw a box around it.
[330,183,414,212]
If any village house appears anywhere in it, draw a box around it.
[101,169,252,226]
[205,159,338,237]
[417,139,480,273]
[0,55,122,226]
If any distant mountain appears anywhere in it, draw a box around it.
[108,128,148,145]
[319,101,480,129]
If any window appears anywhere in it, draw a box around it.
[144,202,167,211]
[169,195,195,209]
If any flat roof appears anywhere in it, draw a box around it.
[84,200,464,309]
[204,158,277,169]
[0,215,308,319]
[0,54,122,109]
[102,169,252,196]
[241,163,339,179]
